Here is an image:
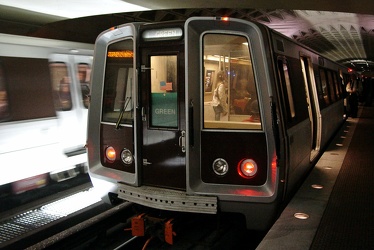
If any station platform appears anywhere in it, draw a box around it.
[257,106,374,250]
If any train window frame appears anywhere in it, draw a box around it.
[101,38,134,126]
[202,32,262,130]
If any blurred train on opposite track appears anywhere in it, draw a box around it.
[0,33,93,199]
[86,17,351,231]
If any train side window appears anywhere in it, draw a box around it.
[319,69,330,105]
[77,63,91,109]
[332,72,341,99]
[202,33,261,130]
[149,55,178,128]
[49,62,72,111]
[0,63,10,121]
[327,71,337,103]
[277,59,295,119]
[102,39,134,125]
[1,57,56,121]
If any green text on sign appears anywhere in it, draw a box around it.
[151,92,178,127]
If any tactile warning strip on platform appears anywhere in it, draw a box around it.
[0,189,101,244]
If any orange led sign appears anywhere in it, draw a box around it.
[107,51,133,58]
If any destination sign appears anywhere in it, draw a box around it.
[142,28,183,41]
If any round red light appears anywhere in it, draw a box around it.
[105,146,116,162]
[238,159,258,178]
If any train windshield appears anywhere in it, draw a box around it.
[203,33,261,130]
[102,39,134,125]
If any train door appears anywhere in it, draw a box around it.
[300,56,321,160]
[139,47,186,190]
[49,54,92,169]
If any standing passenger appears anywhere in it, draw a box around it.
[346,74,358,118]
[212,71,228,121]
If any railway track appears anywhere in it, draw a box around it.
[1,187,265,249]
[38,206,264,249]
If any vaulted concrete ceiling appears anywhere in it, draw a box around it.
[1,1,374,74]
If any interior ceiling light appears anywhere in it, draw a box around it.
[0,0,149,18]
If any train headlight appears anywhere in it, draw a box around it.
[238,159,257,178]
[121,149,133,165]
[105,146,116,162]
[212,158,229,176]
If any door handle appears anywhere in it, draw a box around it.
[141,107,146,121]
[179,130,186,153]
[143,159,152,166]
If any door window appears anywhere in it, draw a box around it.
[149,55,178,128]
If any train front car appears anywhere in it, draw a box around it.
[87,17,282,231]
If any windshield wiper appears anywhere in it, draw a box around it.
[115,96,131,129]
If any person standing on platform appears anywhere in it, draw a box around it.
[346,74,358,118]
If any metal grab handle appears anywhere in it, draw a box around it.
[179,130,186,153]
[143,159,152,166]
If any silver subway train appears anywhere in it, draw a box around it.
[87,17,348,230]
[0,33,93,193]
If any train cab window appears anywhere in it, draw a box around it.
[102,39,134,125]
[0,64,10,121]
[203,33,261,130]
[77,63,91,109]
[50,62,72,111]
[149,55,178,128]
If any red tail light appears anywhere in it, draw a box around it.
[238,159,258,179]
[105,146,116,162]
